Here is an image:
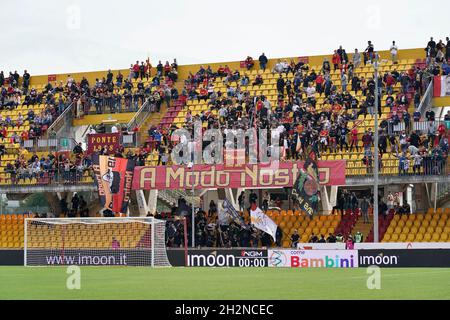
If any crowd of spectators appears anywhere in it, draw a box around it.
[4,147,93,184]
[73,59,179,116]
[142,39,448,178]
[0,69,66,144]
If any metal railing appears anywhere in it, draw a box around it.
[19,136,78,153]
[417,77,434,116]
[0,168,94,186]
[127,99,151,130]
[347,156,448,178]
[81,96,145,115]
[46,98,76,139]
[413,120,447,133]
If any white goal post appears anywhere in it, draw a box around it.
[24,217,171,267]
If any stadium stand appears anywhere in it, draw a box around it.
[0,39,449,249]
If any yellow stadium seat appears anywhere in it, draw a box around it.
[431,234,440,242]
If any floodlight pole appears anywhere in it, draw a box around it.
[191,166,195,248]
[373,58,380,243]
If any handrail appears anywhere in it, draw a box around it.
[127,99,150,131]
[45,99,75,138]
[417,76,434,116]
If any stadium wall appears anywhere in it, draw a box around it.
[28,48,426,88]
[72,113,136,126]
[2,246,450,268]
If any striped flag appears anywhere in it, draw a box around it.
[433,75,450,97]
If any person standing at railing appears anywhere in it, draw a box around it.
[427,121,437,148]
[412,153,423,174]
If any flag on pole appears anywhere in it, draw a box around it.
[222,199,249,229]
[250,204,278,241]
[433,75,450,97]
[296,134,302,153]
[292,150,320,216]
[92,154,135,214]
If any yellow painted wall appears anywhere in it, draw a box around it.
[30,47,426,88]
[73,113,135,126]
[433,96,450,107]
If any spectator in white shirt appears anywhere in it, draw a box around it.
[306,83,316,98]
[390,41,398,63]
[273,60,284,74]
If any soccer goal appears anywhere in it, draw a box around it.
[24,217,171,267]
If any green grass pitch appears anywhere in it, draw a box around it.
[0,267,449,300]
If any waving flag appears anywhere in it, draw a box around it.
[250,204,278,241]
[434,75,450,97]
[222,199,250,229]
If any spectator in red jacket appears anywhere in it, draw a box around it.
[245,56,254,70]
[385,72,396,95]
[332,51,341,71]
[350,127,359,152]
[133,61,140,80]
[316,74,324,95]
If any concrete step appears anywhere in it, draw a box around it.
[352,214,373,241]
[139,103,169,145]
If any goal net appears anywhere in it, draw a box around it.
[24,217,171,267]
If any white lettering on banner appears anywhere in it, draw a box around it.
[188,254,236,267]
[360,255,398,266]
[268,250,359,268]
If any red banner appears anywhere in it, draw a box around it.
[48,74,57,82]
[93,155,135,214]
[298,56,309,64]
[87,133,120,155]
[132,161,346,190]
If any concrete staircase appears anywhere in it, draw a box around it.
[138,81,185,145]
[138,103,168,145]
[352,211,373,242]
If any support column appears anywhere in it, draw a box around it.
[148,189,158,215]
[135,189,150,217]
[329,186,338,208]
[320,186,332,214]
[424,183,432,209]
[434,182,438,213]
